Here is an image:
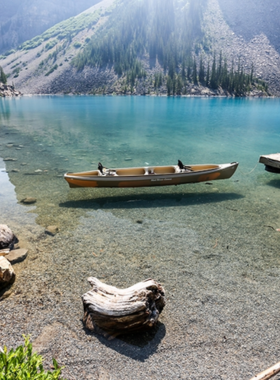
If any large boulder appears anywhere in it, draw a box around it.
[0,256,16,289]
[0,224,18,250]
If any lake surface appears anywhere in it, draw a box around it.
[1,96,280,379]
[1,96,280,228]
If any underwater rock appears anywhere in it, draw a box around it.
[45,225,59,236]
[6,248,28,264]
[21,197,37,204]
[3,157,17,161]
[0,256,16,290]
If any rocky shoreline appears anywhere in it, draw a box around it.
[0,82,22,97]
[0,225,28,293]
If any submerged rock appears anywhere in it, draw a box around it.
[3,157,17,161]
[0,256,16,290]
[21,197,37,204]
[45,225,59,236]
[6,248,28,264]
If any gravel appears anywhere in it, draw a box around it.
[1,190,280,379]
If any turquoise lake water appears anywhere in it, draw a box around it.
[1,95,280,256]
[1,96,280,229]
[1,95,280,261]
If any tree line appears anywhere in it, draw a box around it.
[72,0,267,95]
[164,53,268,96]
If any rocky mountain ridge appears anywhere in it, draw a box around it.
[0,0,279,96]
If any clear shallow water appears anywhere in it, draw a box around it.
[1,95,280,254]
[1,96,280,379]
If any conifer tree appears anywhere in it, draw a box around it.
[198,55,205,84]
[206,61,210,87]
[182,60,186,81]
[0,66,7,84]
[250,63,254,83]
[192,58,198,85]
[187,57,192,80]
[218,51,222,80]
[210,53,217,89]
[167,76,173,96]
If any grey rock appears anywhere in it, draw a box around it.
[0,224,18,250]
[6,248,28,264]
[0,256,16,290]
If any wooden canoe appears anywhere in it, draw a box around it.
[64,161,238,188]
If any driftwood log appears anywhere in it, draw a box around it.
[82,277,165,339]
[249,361,280,380]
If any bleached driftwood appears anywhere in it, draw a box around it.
[82,277,165,339]
[249,361,280,380]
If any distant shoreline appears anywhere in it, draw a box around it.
[8,93,277,98]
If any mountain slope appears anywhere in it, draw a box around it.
[0,0,117,94]
[0,0,101,54]
[203,0,280,96]
[0,0,279,96]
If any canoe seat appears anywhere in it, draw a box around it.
[154,166,176,174]
[116,168,145,176]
